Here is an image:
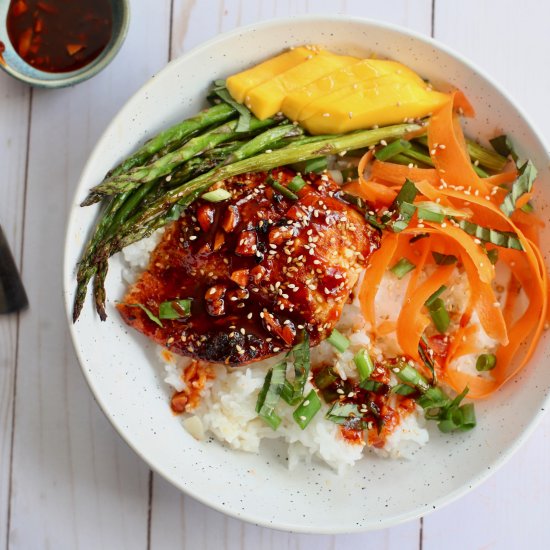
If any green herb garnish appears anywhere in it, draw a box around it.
[293,390,321,429]
[159,299,192,320]
[476,353,497,371]
[390,257,416,279]
[327,329,350,353]
[201,188,232,202]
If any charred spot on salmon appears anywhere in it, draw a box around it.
[117,169,380,365]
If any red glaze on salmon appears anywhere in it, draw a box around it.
[117,169,380,365]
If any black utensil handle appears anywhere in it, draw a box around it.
[0,225,29,314]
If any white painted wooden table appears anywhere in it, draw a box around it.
[1,1,549,548]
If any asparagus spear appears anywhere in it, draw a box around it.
[109,123,421,257]
[414,135,507,172]
[73,179,158,322]
[106,103,236,179]
[76,123,420,320]
[221,123,303,165]
[85,116,278,202]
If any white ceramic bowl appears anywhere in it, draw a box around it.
[63,15,550,533]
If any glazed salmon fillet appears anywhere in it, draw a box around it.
[117,169,380,364]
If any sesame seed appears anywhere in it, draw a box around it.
[189,235,197,241]
[336,388,345,395]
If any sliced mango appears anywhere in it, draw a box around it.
[225,46,451,135]
[282,59,406,122]
[245,53,359,120]
[226,46,320,104]
[300,78,449,134]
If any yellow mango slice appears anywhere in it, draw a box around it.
[282,59,406,122]
[245,53,359,120]
[226,46,320,104]
[300,77,449,134]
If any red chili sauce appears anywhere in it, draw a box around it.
[6,0,113,73]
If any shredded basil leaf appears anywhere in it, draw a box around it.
[392,384,417,396]
[458,219,523,250]
[326,402,361,424]
[211,85,252,132]
[432,251,458,265]
[256,361,287,430]
[281,332,311,405]
[159,299,192,320]
[119,302,163,327]
[499,160,537,217]
[490,135,519,163]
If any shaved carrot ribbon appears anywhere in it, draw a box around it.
[349,89,548,401]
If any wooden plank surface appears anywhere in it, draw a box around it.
[423,1,550,547]
[2,1,172,549]
[0,76,30,550]
[1,0,549,549]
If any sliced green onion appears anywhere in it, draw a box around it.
[432,251,458,265]
[255,361,286,430]
[489,134,518,163]
[499,160,537,217]
[374,139,412,161]
[394,179,419,206]
[476,353,497,371]
[359,379,386,393]
[425,285,447,307]
[390,257,416,279]
[304,157,328,174]
[287,174,306,193]
[354,349,374,382]
[326,402,361,424]
[416,205,445,223]
[417,386,450,409]
[458,219,523,250]
[313,365,339,389]
[159,299,192,320]
[458,403,477,431]
[391,202,417,232]
[395,363,430,393]
[438,402,476,433]
[201,188,232,202]
[293,390,321,429]
[118,302,163,327]
[327,329,350,353]
[270,180,299,200]
[427,297,450,333]
[392,384,417,396]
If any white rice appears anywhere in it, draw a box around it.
[121,233,502,474]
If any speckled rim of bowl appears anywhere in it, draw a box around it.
[0,0,130,88]
[64,14,550,533]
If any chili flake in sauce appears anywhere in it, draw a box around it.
[6,0,113,73]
